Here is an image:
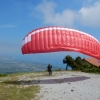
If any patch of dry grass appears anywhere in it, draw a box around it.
[0,72,41,100]
[0,83,40,100]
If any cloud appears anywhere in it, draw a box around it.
[78,1,100,27]
[0,25,16,28]
[35,0,76,27]
[35,0,100,27]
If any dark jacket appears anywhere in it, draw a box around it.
[47,64,52,72]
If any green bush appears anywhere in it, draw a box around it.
[0,74,8,77]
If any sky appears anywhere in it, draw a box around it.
[0,0,100,68]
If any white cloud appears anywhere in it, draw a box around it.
[35,0,100,27]
[35,0,76,27]
[78,1,100,27]
[0,25,16,28]
[87,0,93,3]
[46,9,76,27]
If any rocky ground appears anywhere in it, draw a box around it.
[33,71,100,100]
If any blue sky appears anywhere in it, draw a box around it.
[0,0,100,68]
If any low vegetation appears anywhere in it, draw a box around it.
[63,55,100,74]
[0,74,8,77]
[0,84,39,100]
[0,72,42,100]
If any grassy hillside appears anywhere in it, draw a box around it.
[0,72,45,100]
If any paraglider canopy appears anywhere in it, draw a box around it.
[21,26,100,60]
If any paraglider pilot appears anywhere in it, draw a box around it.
[47,64,52,75]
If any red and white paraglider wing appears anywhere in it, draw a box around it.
[21,26,100,60]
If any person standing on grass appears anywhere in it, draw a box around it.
[47,64,52,75]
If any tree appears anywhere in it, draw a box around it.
[75,56,83,70]
[63,55,74,70]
